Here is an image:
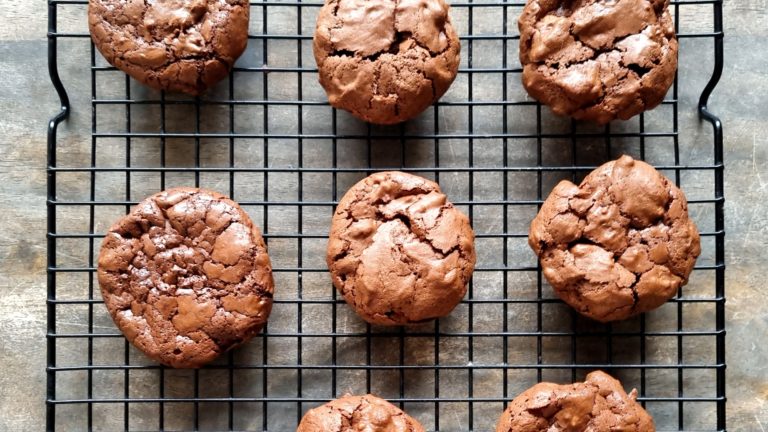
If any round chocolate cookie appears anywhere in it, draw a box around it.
[313,0,460,124]
[327,172,476,325]
[518,0,678,124]
[98,188,274,368]
[496,371,655,432]
[88,0,249,95]
[529,156,700,322]
[298,394,425,432]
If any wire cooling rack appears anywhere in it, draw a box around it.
[47,0,725,430]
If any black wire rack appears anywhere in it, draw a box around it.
[46,0,725,430]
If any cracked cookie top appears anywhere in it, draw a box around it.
[89,0,249,95]
[298,394,426,432]
[496,371,655,432]
[518,0,678,124]
[327,172,476,326]
[313,0,461,124]
[98,188,274,368]
[529,156,700,322]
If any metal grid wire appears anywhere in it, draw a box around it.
[47,0,725,430]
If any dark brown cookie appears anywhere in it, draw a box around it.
[313,0,461,124]
[518,0,678,124]
[298,394,426,432]
[89,0,249,95]
[496,371,655,432]
[98,188,273,368]
[529,156,700,322]
[327,172,476,325]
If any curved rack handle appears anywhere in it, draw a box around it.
[697,1,724,142]
[47,1,71,146]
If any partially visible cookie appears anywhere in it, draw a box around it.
[327,172,476,325]
[518,0,678,124]
[313,0,461,124]
[98,188,274,368]
[89,0,250,95]
[529,155,700,322]
[496,371,655,432]
[298,394,425,432]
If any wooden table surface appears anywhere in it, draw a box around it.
[0,0,765,429]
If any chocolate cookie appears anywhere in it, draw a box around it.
[298,394,425,432]
[496,371,655,432]
[89,0,249,95]
[518,0,678,124]
[529,156,700,322]
[313,0,460,124]
[98,188,274,368]
[327,172,476,325]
